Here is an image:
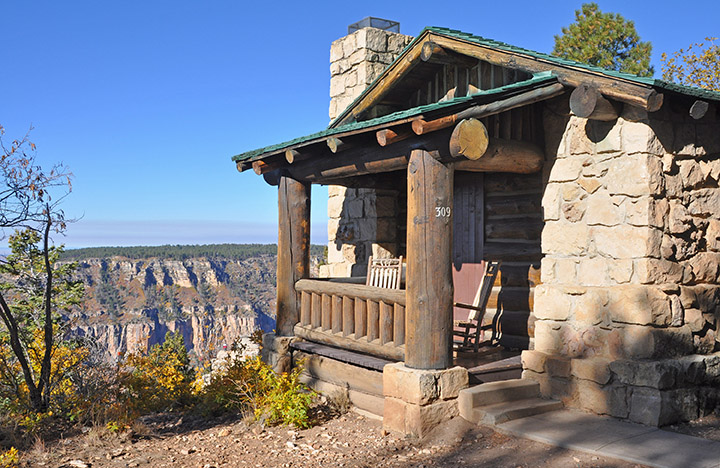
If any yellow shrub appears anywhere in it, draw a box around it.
[0,447,19,468]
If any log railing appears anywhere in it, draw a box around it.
[293,279,406,361]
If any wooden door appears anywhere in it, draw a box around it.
[452,172,484,322]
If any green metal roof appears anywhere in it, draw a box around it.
[232,71,558,163]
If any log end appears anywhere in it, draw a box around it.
[449,118,489,160]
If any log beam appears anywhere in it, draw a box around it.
[276,176,310,336]
[690,100,709,120]
[449,118,489,160]
[569,83,621,121]
[327,137,349,153]
[405,149,453,370]
[412,82,566,135]
[453,139,544,174]
[252,158,284,175]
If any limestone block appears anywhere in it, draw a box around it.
[521,350,549,373]
[608,285,671,326]
[533,285,573,320]
[540,257,557,284]
[608,259,634,284]
[609,359,678,389]
[629,387,699,426]
[671,295,684,327]
[357,28,389,52]
[664,173,684,199]
[566,118,594,155]
[592,225,662,259]
[625,197,668,229]
[533,320,566,354]
[555,258,578,284]
[382,397,407,433]
[330,77,345,97]
[623,120,665,155]
[576,257,609,286]
[606,155,664,197]
[685,308,706,332]
[618,325,694,359]
[383,363,438,405]
[388,34,413,53]
[562,183,583,202]
[633,258,684,284]
[687,252,720,283]
[584,192,622,227]
[562,201,586,222]
[374,195,397,218]
[327,243,343,264]
[438,367,469,400]
[574,289,610,326]
[327,218,340,239]
[695,329,717,354]
[571,357,612,384]
[341,33,357,57]
[594,120,622,154]
[548,158,584,182]
[687,188,720,216]
[573,379,623,416]
[345,199,364,218]
[545,356,571,378]
[404,399,459,438]
[542,222,589,256]
[578,177,602,194]
[330,40,344,62]
[706,219,720,252]
[261,333,293,354]
[541,183,562,221]
[679,160,706,190]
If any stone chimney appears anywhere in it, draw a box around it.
[320,19,413,278]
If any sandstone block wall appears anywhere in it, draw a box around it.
[321,27,412,278]
[525,101,720,426]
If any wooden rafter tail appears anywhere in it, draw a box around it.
[569,83,621,121]
[412,82,566,135]
[376,126,415,146]
[690,100,709,120]
[285,149,305,164]
[252,158,285,175]
[236,161,252,173]
[326,137,350,153]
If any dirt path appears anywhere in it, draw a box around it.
[24,411,649,468]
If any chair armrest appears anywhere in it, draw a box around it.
[453,302,486,312]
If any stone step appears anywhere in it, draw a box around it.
[458,379,540,415]
[471,397,564,425]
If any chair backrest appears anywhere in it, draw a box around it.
[466,261,500,322]
[366,256,403,289]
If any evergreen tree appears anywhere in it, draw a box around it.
[553,3,653,77]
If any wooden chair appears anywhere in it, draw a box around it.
[453,261,500,352]
[366,256,403,289]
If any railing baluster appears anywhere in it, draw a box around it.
[380,301,393,345]
[342,296,354,336]
[321,293,331,330]
[367,300,379,341]
[300,291,311,326]
[354,298,367,339]
[311,293,321,328]
[393,303,405,345]
[332,294,343,333]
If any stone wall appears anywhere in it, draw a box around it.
[524,100,720,426]
[320,27,413,278]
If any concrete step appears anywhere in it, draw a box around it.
[458,379,540,414]
[471,397,564,425]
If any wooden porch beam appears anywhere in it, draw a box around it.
[412,82,566,135]
[276,176,311,336]
[406,149,454,369]
[453,139,544,174]
[376,126,415,147]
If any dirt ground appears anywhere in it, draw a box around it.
[20,409,652,468]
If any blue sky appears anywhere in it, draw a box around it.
[2,0,718,248]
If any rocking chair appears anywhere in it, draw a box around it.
[453,261,500,352]
[366,256,403,289]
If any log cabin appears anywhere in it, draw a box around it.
[233,20,720,435]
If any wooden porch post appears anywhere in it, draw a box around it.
[405,149,454,369]
[276,175,311,336]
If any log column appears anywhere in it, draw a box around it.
[405,149,454,369]
[276,175,311,336]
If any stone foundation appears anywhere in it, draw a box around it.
[529,99,720,426]
[383,363,468,437]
